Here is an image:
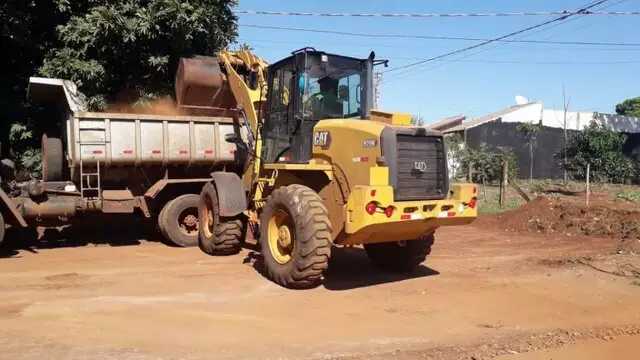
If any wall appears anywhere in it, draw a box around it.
[461,121,640,180]
[541,109,594,131]
[500,102,543,124]
[597,113,640,134]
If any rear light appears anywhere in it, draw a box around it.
[365,202,377,215]
[384,206,395,218]
[370,189,376,197]
[468,197,477,209]
[473,187,477,194]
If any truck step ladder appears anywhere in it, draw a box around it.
[77,126,108,201]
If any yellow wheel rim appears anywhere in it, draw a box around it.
[267,208,294,264]
[202,195,214,238]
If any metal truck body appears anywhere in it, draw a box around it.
[0,77,249,247]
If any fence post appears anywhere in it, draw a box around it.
[500,159,509,208]
[586,163,590,207]
[468,162,473,183]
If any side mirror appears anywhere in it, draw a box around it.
[224,133,239,144]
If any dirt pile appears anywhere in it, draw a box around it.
[103,97,186,116]
[478,196,640,250]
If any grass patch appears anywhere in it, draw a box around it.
[616,189,640,204]
[478,195,524,216]
[630,280,640,287]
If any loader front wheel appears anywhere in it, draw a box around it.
[364,233,435,273]
[259,184,332,289]
[198,182,243,255]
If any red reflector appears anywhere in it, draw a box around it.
[92,150,103,154]
[469,197,477,209]
[204,149,213,154]
[371,189,377,197]
[473,187,477,194]
[360,156,369,162]
[384,206,394,218]
[365,202,377,215]
[123,150,133,154]
[447,212,456,217]
[401,214,411,220]
[152,150,161,154]
[179,150,188,154]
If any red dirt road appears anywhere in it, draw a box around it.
[0,224,638,360]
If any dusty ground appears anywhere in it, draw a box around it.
[0,216,638,359]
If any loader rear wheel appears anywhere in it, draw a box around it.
[364,233,435,273]
[198,182,243,255]
[259,184,332,289]
[158,194,199,247]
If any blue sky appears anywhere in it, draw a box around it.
[234,0,639,124]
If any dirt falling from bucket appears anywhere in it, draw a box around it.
[103,97,186,116]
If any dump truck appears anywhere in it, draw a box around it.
[181,47,479,289]
[0,74,249,248]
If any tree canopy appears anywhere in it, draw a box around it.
[615,97,640,117]
[1,0,239,174]
[555,120,636,184]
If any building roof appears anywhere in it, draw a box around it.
[426,115,466,132]
[444,101,542,133]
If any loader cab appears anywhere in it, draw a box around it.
[261,48,375,164]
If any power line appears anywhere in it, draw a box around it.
[237,38,640,51]
[235,10,640,18]
[239,24,640,47]
[383,0,620,82]
[383,0,614,74]
[386,58,640,65]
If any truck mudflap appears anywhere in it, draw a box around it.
[0,188,27,228]
[340,184,477,246]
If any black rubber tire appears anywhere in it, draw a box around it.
[259,184,332,289]
[197,182,244,255]
[157,199,174,240]
[41,134,64,182]
[364,233,435,273]
[0,212,5,247]
[158,194,200,247]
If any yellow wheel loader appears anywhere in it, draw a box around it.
[176,47,478,289]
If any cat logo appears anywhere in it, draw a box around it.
[414,161,427,172]
[313,131,331,148]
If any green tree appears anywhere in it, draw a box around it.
[411,114,425,126]
[462,143,518,185]
[1,0,63,173]
[516,122,541,180]
[41,0,239,110]
[615,97,640,117]
[555,120,636,184]
[1,1,239,175]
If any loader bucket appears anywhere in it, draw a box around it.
[175,56,236,109]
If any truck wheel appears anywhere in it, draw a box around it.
[158,194,200,247]
[157,199,174,240]
[42,134,64,182]
[259,184,332,289]
[364,233,435,273]
[198,182,244,255]
[0,212,5,247]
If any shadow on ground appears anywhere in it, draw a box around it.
[1,215,162,256]
[242,245,439,291]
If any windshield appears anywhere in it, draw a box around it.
[297,53,370,120]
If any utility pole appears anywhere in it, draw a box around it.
[373,72,382,109]
[562,84,571,186]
